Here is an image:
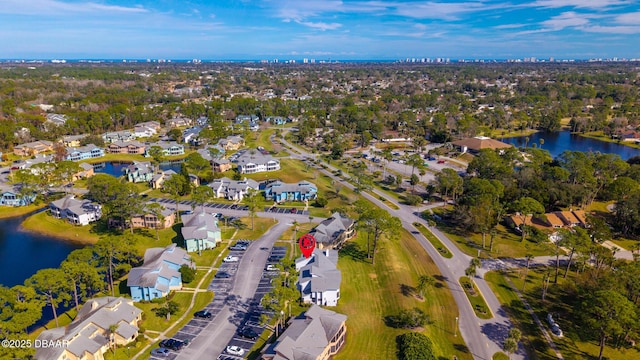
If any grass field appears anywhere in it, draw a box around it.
[433,212,555,259]
[0,203,45,219]
[487,268,640,360]
[332,229,471,360]
[459,277,492,319]
[21,211,103,244]
[413,222,453,258]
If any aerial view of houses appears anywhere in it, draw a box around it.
[3,47,640,360]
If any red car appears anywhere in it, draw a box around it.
[290,208,298,213]
[437,160,446,164]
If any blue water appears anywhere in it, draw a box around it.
[500,131,640,160]
[93,160,184,177]
[0,211,82,287]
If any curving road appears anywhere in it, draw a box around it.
[280,135,525,360]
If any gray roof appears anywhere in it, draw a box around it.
[127,244,191,288]
[310,212,354,245]
[266,305,347,360]
[234,149,278,167]
[35,297,141,360]
[50,195,101,217]
[266,181,317,195]
[124,161,153,175]
[181,212,220,240]
[208,177,259,194]
[296,249,341,293]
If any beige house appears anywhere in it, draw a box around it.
[262,305,347,360]
[13,140,53,156]
[106,141,147,154]
[35,297,142,360]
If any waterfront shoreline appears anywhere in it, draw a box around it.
[20,211,100,245]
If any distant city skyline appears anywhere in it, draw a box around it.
[1,0,639,60]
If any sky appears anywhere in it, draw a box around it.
[1,0,639,60]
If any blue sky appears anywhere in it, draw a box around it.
[1,0,639,60]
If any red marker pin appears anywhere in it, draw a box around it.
[299,233,316,258]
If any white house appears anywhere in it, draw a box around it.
[208,177,259,201]
[295,248,341,306]
[234,150,280,174]
[49,195,102,226]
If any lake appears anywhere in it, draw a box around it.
[0,211,82,287]
[93,160,183,177]
[500,131,640,160]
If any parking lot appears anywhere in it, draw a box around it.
[150,242,289,360]
[149,197,249,211]
[263,206,309,215]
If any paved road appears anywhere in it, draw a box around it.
[175,218,295,360]
[279,136,523,360]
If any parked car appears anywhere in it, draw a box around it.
[290,207,297,213]
[151,348,170,357]
[226,345,245,356]
[427,157,437,161]
[437,159,446,164]
[215,271,231,278]
[223,255,239,263]
[230,245,247,251]
[159,339,184,351]
[194,310,212,319]
[238,327,259,340]
[265,264,279,271]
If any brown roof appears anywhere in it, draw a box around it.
[452,137,512,151]
[555,211,580,225]
[572,210,587,225]
[545,213,565,227]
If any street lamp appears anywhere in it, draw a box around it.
[454,316,459,337]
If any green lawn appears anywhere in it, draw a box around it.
[485,271,557,360]
[0,203,45,219]
[21,211,103,244]
[433,212,555,258]
[488,268,640,360]
[459,277,492,319]
[413,222,453,258]
[332,230,471,360]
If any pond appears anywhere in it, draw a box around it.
[0,211,82,287]
[500,131,640,160]
[93,160,184,177]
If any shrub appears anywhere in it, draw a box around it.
[396,332,436,360]
[154,301,180,318]
[386,307,430,329]
[179,264,196,284]
[405,195,423,206]
[315,197,328,208]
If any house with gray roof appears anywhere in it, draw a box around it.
[309,212,355,249]
[102,130,135,143]
[181,212,222,252]
[217,135,245,151]
[45,113,67,127]
[262,305,347,360]
[295,248,341,306]
[208,177,259,201]
[123,161,154,183]
[49,194,102,226]
[265,180,317,203]
[127,244,192,301]
[145,141,185,157]
[65,144,105,161]
[35,297,142,360]
[235,149,280,174]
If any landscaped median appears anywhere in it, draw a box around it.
[459,276,492,320]
[413,222,452,258]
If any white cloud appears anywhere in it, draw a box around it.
[295,21,343,31]
[541,11,591,30]
[0,0,147,15]
[530,0,631,10]
[494,23,528,29]
[616,11,640,24]
[393,2,492,20]
[582,25,640,33]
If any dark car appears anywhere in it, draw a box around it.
[290,207,297,213]
[238,327,259,340]
[437,159,446,164]
[215,271,231,278]
[230,204,238,209]
[159,339,184,351]
[194,310,212,319]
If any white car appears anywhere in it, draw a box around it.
[151,347,170,357]
[266,264,279,272]
[223,255,239,263]
[226,345,245,356]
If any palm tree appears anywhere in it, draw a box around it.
[539,138,544,149]
[108,324,119,354]
[291,220,300,241]
[416,275,435,299]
